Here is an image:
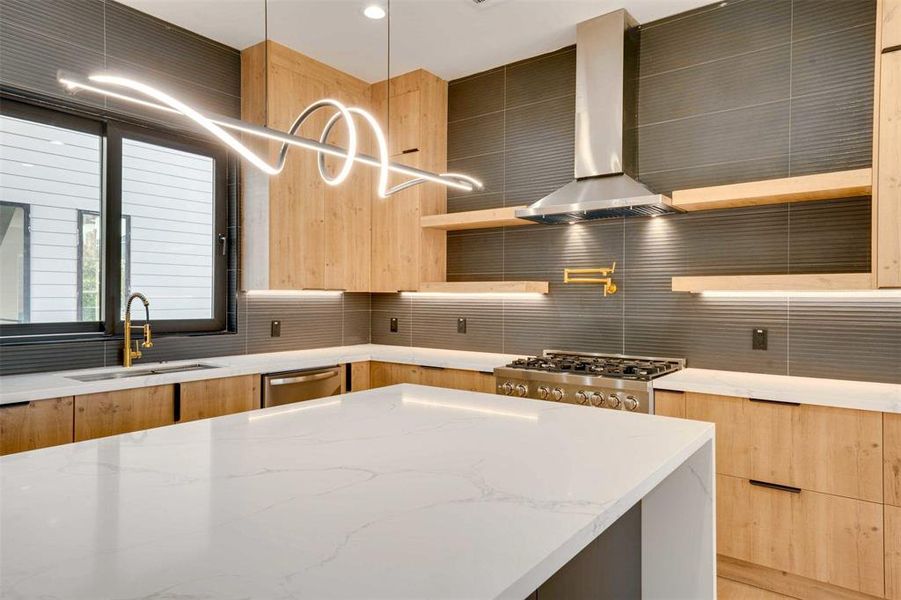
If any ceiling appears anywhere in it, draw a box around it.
[119,0,714,82]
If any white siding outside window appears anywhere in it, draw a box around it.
[0,115,101,323]
[121,138,215,321]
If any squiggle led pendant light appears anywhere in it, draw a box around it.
[58,71,482,198]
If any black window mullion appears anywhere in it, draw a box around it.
[104,125,123,335]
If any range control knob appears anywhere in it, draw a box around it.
[606,393,622,409]
[501,382,514,396]
[575,391,590,405]
[589,392,605,407]
[537,385,551,400]
[551,388,565,401]
[623,395,640,412]
[515,384,528,397]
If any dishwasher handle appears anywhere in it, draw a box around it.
[267,367,341,387]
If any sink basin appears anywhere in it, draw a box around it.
[67,363,220,382]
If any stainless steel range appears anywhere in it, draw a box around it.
[494,350,685,414]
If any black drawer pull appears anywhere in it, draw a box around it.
[750,398,800,407]
[401,148,419,154]
[749,479,801,494]
[173,384,181,423]
[420,365,446,371]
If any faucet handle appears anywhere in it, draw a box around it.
[131,340,143,360]
[142,323,153,348]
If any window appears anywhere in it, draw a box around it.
[0,99,229,338]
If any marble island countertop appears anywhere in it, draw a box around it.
[0,344,524,406]
[0,384,715,599]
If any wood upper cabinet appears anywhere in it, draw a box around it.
[887,412,901,507]
[241,41,371,292]
[718,474,884,597]
[75,385,175,442]
[178,375,260,423]
[883,0,901,51]
[0,397,74,455]
[370,70,448,292]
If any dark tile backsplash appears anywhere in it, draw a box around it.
[379,0,900,385]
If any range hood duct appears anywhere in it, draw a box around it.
[515,9,679,224]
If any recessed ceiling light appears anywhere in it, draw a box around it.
[363,4,385,19]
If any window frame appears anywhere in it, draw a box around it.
[0,200,32,325]
[0,96,231,340]
[107,121,228,335]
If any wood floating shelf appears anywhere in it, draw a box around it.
[672,272,874,293]
[418,281,549,294]
[671,168,872,212]
[420,206,536,231]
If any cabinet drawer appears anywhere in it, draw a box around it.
[887,413,901,507]
[653,390,686,418]
[683,393,882,501]
[75,385,175,441]
[744,400,882,502]
[419,366,495,393]
[0,397,74,455]
[370,362,420,388]
[717,474,884,597]
[178,375,260,423]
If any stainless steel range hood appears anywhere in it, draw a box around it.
[515,9,679,224]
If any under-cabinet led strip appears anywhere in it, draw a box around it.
[58,71,482,197]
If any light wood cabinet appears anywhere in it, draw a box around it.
[888,504,901,599]
[653,390,686,418]
[883,0,901,51]
[349,362,371,392]
[178,375,260,423]
[875,48,901,288]
[684,392,749,478]
[0,397,74,455]
[718,474,884,597]
[75,385,175,442]
[674,391,883,502]
[241,41,371,292]
[370,70,448,292]
[887,412,901,507]
[369,361,494,393]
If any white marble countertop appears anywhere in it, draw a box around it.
[654,368,901,414]
[0,384,714,600]
[0,344,523,406]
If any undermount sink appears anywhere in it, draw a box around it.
[67,363,221,382]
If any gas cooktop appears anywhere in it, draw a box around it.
[504,351,683,381]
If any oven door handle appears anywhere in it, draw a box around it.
[267,369,340,386]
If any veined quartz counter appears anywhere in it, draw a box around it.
[0,344,524,406]
[0,385,715,599]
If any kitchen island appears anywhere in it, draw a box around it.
[0,385,714,599]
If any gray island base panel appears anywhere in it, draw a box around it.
[0,385,714,599]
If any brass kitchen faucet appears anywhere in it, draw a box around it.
[123,292,153,367]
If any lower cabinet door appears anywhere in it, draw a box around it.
[888,505,901,600]
[717,474,884,597]
[653,390,686,418]
[178,375,260,422]
[0,397,74,455]
[75,385,175,441]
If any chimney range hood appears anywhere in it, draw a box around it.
[515,9,679,224]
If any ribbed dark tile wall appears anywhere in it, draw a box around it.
[377,0,901,384]
[0,0,240,125]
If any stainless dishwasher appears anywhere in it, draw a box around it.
[261,366,344,408]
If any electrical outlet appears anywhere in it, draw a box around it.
[270,320,281,337]
[457,317,467,334]
[390,317,398,333]
[752,328,767,350]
